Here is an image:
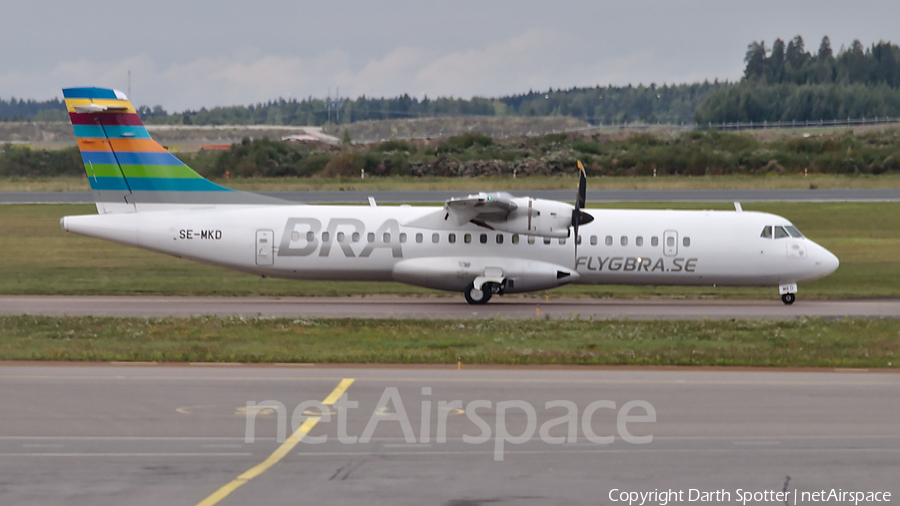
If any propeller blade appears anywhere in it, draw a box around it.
[573,222,579,258]
[573,160,589,258]
[576,160,587,210]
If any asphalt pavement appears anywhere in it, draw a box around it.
[0,364,897,505]
[2,295,899,320]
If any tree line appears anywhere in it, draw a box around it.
[695,36,900,123]
[4,36,899,126]
[743,36,900,88]
[0,98,67,122]
[2,84,727,126]
[135,83,726,127]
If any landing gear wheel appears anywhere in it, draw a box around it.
[781,293,796,305]
[464,282,492,305]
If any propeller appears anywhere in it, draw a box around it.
[572,160,594,259]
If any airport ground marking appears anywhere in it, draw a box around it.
[195,377,355,506]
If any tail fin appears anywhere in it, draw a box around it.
[63,87,286,213]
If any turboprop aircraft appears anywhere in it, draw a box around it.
[60,87,839,305]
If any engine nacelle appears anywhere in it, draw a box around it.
[482,197,573,238]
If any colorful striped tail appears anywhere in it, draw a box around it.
[64,87,285,213]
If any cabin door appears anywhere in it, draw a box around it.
[256,230,274,266]
[663,230,678,257]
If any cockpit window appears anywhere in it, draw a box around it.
[762,224,803,239]
[785,226,803,238]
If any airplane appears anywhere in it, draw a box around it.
[60,87,839,305]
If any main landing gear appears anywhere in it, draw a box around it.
[781,293,796,305]
[464,281,502,305]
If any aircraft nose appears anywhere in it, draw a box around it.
[814,244,840,276]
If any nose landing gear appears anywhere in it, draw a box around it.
[779,283,798,305]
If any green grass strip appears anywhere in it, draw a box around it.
[2,315,898,367]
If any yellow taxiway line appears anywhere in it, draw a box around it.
[196,378,355,506]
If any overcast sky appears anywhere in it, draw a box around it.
[1,1,897,111]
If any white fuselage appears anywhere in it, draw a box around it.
[61,204,840,294]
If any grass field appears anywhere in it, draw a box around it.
[3,174,900,192]
[1,201,898,299]
[1,315,897,367]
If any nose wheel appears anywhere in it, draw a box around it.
[779,283,798,305]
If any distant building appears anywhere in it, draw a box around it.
[281,134,320,143]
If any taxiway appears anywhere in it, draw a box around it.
[0,364,897,505]
[1,295,898,320]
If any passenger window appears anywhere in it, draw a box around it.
[527,236,535,245]
[383,233,391,243]
[464,233,472,244]
[785,226,803,238]
[480,234,488,244]
[576,235,582,245]
[651,236,658,247]
[605,236,613,246]
[307,231,315,242]
[449,233,456,244]
[620,236,627,246]
[415,233,423,243]
[590,235,598,246]
[774,226,789,239]
[496,234,503,244]
[432,233,440,243]
[683,237,691,247]
[760,226,772,239]
[352,232,360,243]
[559,238,566,245]
[543,237,551,245]
[337,232,345,243]
[636,236,643,246]
[322,232,330,242]
[666,236,675,247]
[367,232,375,243]
[399,233,407,243]
[512,234,520,244]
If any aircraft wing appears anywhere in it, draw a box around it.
[444,192,518,226]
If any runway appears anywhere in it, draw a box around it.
[3,188,900,204]
[2,295,899,320]
[0,364,897,505]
